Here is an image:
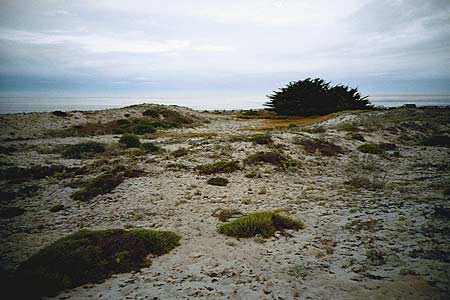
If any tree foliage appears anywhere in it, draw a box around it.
[265,78,372,116]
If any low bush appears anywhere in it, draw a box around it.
[172,148,189,157]
[422,135,450,147]
[357,143,384,154]
[49,204,65,212]
[13,229,180,299]
[379,143,397,151]
[346,132,365,141]
[207,177,229,186]
[218,211,304,238]
[195,160,240,175]
[0,207,25,219]
[133,124,156,135]
[141,142,162,153]
[71,173,124,201]
[244,151,286,166]
[0,165,67,182]
[62,142,106,159]
[249,134,272,145]
[119,134,141,148]
[295,138,343,156]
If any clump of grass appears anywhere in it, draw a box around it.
[14,229,180,299]
[49,204,65,213]
[294,138,343,156]
[71,173,124,201]
[422,135,450,147]
[62,142,106,159]
[346,132,365,141]
[207,177,229,186]
[172,147,189,157]
[244,171,259,178]
[195,160,240,175]
[0,207,25,219]
[249,134,272,145]
[141,142,162,154]
[119,134,141,148]
[357,143,384,154]
[244,151,286,166]
[217,211,304,238]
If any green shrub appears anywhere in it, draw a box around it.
[218,211,304,238]
[195,160,240,175]
[62,142,106,159]
[357,143,384,154]
[207,177,229,186]
[346,132,365,141]
[71,173,124,201]
[14,229,180,299]
[119,134,141,148]
[422,135,450,147]
[337,123,359,132]
[133,124,156,135]
[0,165,67,182]
[249,134,272,145]
[49,204,65,212]
[345,176,385,190]
[141,142,162,153]
[0,207,25,219]
[244,152,286,166]
[294,138,343,156]
[172,148,189,157]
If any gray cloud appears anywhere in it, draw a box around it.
[0,0,449,98]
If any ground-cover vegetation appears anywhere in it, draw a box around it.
[62,141,106,159]
[195,160,240,175]
[13,229,180,299]
[218,211,304,238]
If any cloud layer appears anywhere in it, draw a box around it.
[0,0,449,100]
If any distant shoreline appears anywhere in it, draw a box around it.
[0,95,449,114]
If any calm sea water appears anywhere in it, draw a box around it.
[0,94,449,114]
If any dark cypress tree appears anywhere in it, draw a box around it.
[264,78,372,116]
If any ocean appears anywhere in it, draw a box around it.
[0,94,449,114]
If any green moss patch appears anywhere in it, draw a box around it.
[244,151,286,166]
[357,143,384,154]
[141,142,162,154]
[0,207,25,219]
[71,173,124,201]
[14,229,180,299]
[295,138,343,156]
[346,132,365,141]
[218,211,304,238]
[207,177,229,186]
[119,134,141,148]
[422,135,450,147]
[195,160,240,175]
[62,142,106,159]
[249,134,272,145]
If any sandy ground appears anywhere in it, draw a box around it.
[0,105,449,300]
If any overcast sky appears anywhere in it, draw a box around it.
[0,0,449,101]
